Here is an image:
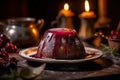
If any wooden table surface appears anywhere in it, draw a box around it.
[10,51,120,80]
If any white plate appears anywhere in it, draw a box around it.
[19,47,103,63]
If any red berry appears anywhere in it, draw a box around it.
[0,38,6,47]
[0,34,10,47]
[112,35,117,39]
[110,30,120,39]
[0,34,10,42]
[4,42,17,53]
[0,48,9,62]
[111,30,116,35]
[0,34,18,72]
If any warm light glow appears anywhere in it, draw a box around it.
[9,29,15,35]
[32,28,37,35]
[85,0,90,12]
[64,3,69,10]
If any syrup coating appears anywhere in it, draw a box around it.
[34,28,86,59]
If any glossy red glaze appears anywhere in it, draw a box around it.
[34,28,86,59]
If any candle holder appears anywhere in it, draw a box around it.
[78,14,96,40]
[94,0,111,29]
[116,21,120,32]
[95,0,110,34]
[51,3,74,29]
[51,11,74,29]
[78,0,96,41]
[93,0,111,47]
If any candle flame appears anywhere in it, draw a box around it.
[64,3,69,10]
[85,0,90,12]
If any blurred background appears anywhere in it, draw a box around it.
[0,0,120,33]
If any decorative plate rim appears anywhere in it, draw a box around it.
[19,47,103,63]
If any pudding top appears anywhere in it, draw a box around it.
[45,28,76,35]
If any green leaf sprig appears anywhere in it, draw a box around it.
[100,44,117,58]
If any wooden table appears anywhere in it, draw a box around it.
[10,51,120,80]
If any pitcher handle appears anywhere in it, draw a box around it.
[37,19,45,31]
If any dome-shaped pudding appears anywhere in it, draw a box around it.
[34,28,86,59]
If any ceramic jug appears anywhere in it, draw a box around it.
[4,17,44,48]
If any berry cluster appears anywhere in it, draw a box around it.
[109,30,120,40]
[0,34,18,74]
[0,34,17,53]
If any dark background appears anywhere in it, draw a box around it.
[0,0,120,33]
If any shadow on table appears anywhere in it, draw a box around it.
[74,74,120,80]
[26,57,113,72]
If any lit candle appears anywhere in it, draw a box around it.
[59,3,74,17]
[53,3,74,29]
[78,0,96,40]
[80,0,96,18]
[64,3,69,11]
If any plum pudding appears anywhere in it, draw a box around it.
[34,28,86,59]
